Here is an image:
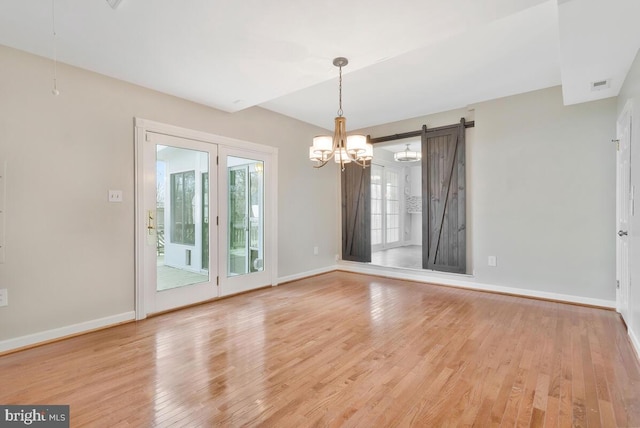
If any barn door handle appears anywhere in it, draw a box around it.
[618,230,628,237]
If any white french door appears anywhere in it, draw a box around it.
[140,131,218,315]
[616,102,632,322]
[135,119,278,319]
[218,147,273,296]
[371,164,402,252]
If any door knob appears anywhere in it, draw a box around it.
[618,230,628,237]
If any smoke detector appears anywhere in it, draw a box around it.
[106,0,123,9]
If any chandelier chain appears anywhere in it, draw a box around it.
[337,64,343,117]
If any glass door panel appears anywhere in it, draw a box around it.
[156,145,209,291]
[371,164,402,251]
[385,169,400,244]
[202,172,209,270]
[371,165,383,249]
[227,156,264,277]
[141,131,218,316]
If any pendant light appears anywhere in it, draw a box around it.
[309,57,373,171]
[394,144,421,162]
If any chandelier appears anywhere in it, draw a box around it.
[394,144,421,162]
[309,57,373,170]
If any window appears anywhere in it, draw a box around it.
[385,169,400,244]
[371,165,383,246]
[228,158,264,276]
[170,170,196,245]
[202,172,209,269]
[371,164,401,250]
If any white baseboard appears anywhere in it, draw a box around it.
[276,265,338,285]
[338,262,616,308]
[0,311,135,354]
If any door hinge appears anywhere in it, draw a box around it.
[612,139,620,151]
[217,155,219,165]
[216,276,219,286]
[216,216,219,226]
[617,280,620,289]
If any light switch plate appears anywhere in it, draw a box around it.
[0,289,7,307]
[488,256,497,267]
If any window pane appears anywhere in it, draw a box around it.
[387,185,398,200]
[372,165,404,248]
[371,184,381,200]
[202,172,209,270]
[170,171,196,245]
[183,171,196,245]
[228,157,264,277]
[157,145,209,291]
[372,230,382,246]
[372,214,382,229]
[386,214,398,228]
[372,199,381,215]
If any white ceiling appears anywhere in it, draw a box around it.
[0,0,638,130]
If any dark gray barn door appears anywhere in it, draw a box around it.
[342,162,371,262]
[421,119,466,273]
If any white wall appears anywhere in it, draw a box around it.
[471,87,616,300]
[355,87,617,303]
[618,49,640,353]
[0,45,338,343]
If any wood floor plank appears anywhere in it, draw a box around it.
[1,272,639,427]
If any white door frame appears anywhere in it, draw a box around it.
[616,101,632,320]
[134,118,278,320]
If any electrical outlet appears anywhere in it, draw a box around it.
[0,288,7,307]
[313,246,319,256]
[488,256,497,267]
[108,190,123,203]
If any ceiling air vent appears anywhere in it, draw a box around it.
[106,0,123,9]
[591,79,611,91]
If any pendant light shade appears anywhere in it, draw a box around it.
[394,144,421,162]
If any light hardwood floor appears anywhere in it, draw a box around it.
[1,272,639,427]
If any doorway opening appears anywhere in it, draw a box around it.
[361,119,471,274]
[371,138,422,270]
